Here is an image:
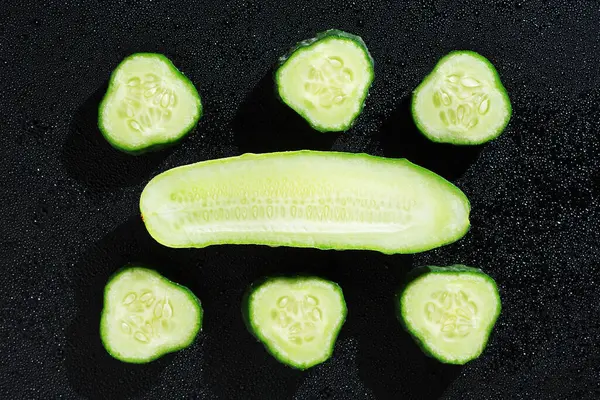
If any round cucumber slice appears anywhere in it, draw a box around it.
[275,29,374,132]
[411,51,512,145]
[100,266,203,363]
[98,53,202,154]
[139,150,471,255]
[397,265,501,364]
[244,276,347,370]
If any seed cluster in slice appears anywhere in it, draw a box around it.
[412,50,512,145]
[397,265,501,364]
[99,53,202,154]
[275,29,374,132]
[244,276,347,370]
[100,266,203,363]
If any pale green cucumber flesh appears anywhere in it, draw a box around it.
[276,30,374,132]
[412,50,512,145]
[139,151,470,254]
[398,265,501,364]
[100,266,203,363]
[246,276,347,370]
[99,53,202,154]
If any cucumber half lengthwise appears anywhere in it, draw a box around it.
[99,53,202,154]
[244,276,347,370]
[397,265,501,364]
[275,29,374,132]
[412,51,512,145]
[100,266,203,363]
[139,150,470,254]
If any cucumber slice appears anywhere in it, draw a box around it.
[275,29,374,132]
[98,53,202,154]
[139,150,470,254]
[100,266,203,363]
[243,276,347,370]
[412,51,512,145]
[397,265,501,364]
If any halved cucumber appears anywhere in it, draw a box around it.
[139,150,470,254]
[275,29,374,132]
[412,51,512,145]
[99,53,202,154]
[397,265,501,364]
[243,276,347,370]
[100,266,203,363]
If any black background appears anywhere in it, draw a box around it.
[1,0,599,399]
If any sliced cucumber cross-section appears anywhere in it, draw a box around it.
[275,29,374,132]
[412,51,512,145]
[99,53,202,154]
[244,276,347,370]
[100,266,203,363]
[397,265,501,364]
[139,150,471,254]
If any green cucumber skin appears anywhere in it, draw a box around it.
[242,275,348,370]
[395,265,502,365]
[99,265,203,364]
[411,50,512,145]
[98,53,203,155]
[275,29,375,133]
[140,150,471,255]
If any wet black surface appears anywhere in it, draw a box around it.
[1,0,600,399]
